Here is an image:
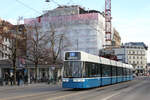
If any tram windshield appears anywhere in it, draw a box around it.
[64,61,82,78]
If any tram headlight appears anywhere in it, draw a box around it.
[73,78,85,82]
[62,78,69,82]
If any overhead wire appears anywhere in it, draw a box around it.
[15,0,42,14]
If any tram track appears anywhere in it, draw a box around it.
[0,79,140,100]
[45,79,140,100]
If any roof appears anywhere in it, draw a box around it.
[124,42,148,50]
[147,63,150,66]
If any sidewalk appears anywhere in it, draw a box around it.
[0,82,62,90]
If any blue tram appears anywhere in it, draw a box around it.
[62,51,133,88]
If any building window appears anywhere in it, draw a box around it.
[128,51,131,54]
[9,39,11,42]
[128,56,130,59]
[129,61,131,64]
[133,56,135,59]
[137,56,139,59]
[141,61,143,64]
[143,52,145,55]
[2,53,4,58]
[6,38,7,42]
[5,53,7,58]
[133,61,135,64]
[5,45,7,51]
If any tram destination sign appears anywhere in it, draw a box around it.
[65,52,81,60]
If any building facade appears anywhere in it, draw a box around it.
[25,5,106,56]
[0,19,12,60]
[112,28,121,47]
[0,19,13,78]
[114,42,148,74]
[0,19,27,79]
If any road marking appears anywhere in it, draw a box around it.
[46,81,137,100]
[46,92,87,100]
[46,86,114,100]
[47,80,143,100]
[101,81,146,100]
[101,92,121,100]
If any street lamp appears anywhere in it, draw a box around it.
[45,0,50,2]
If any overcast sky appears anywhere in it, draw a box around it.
[0,0,150,61]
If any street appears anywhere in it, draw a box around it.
[0,77,149,100]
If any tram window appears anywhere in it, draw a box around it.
[122,68,124,76]
[127,69,130,75]
[117,67,123,76]
[92,63,100,77]
[128,69,130,75]
[112,66,116,76]
[85,62,91,77]
[126,68,128,76]
[84,62,101,77]
[130,69,132,75]
[126,68,129,76]
[64,61,82,78]
[131,69,133,75]
[126,69,128,76]
[102,64,111,77]
[91,63,96,77]
[123,68,126,76]
[98,64,101,77]
[116,67,119,76]
[131,69,132,75]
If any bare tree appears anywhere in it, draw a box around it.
[25,22,50,82]
[47,23,70,64]
[25,19,71,81]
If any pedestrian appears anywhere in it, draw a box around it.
[17,73,20,86]
[24,75,28,84]
[58,76,62,82]
[10,73,14,85]
[30,75,33,84]
[19,73,24,85]
[4,72,9,85]
[17,72,23,86]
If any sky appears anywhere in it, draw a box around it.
[0,0,150,61]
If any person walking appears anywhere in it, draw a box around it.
[24,75,28,84]
[4,72,9,85]
[17,72,23,86]
[10,73,14,85]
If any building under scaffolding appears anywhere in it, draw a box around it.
[25,5,106,56]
